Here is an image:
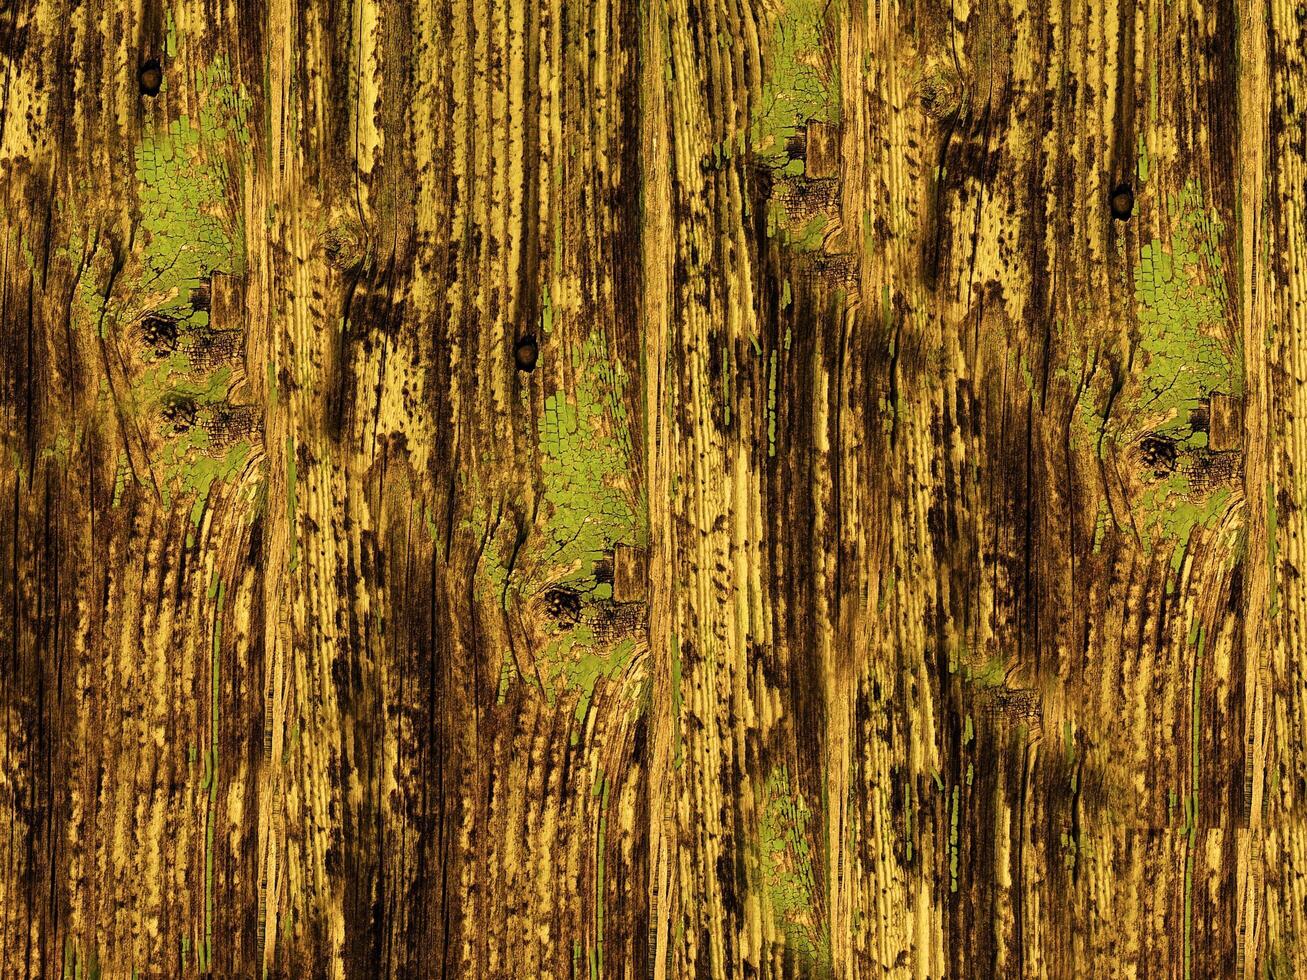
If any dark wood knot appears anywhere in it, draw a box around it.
[515,335,539,372]
[139,59,162,97]
[1109,183,1134,221]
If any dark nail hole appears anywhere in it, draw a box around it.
[1138,433,1178,475]
[543,586,581,626]
[1110,183,1134,221]
[160,393,198,432]
[515,335,538,372]
[139,59,162,97]
[141,313,179,355]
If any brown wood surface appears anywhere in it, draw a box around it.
[0,0,1302,977]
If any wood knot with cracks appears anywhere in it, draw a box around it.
[515,335,538,372]
[322,219,367,272]
[918,65,964,121]
[1137,433,1178,476]
[543,586,582,626]
[141,313,179,356]
[1110,183,1134,221]
[138,59,162,97]
[160,393,197,432]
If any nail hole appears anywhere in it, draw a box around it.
[1110,183,1134,221]
[138,59,162,97]
[515,335,539,372]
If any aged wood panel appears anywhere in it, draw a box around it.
[0,0,1300,978]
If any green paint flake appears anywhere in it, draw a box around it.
[968,656,1006,688]
[111,450,129,507]
[949,784,961,892]
[542,282,555,334]
[1092,499,1109,554]
[759,765,830,969]
[1137,474,1231,578]
[554,634,638,744]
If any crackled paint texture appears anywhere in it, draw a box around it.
[759,766,830,972]
[1131,180,1239,442]
[750,0,841,166]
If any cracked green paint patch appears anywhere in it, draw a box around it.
[1126,182,1238,569]
[536,330,642,588]
[130,59,254,534]
[1066,181,1238,566]
[1068,180,1237,449]
[474,328,646,714]
[1130,180,1238,441]
[135,60,249,322]
[760,765,830,972]
[766,200,829,251]
[750,0,840,165]
[1138,473,1232,579]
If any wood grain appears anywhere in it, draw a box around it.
[0,0,1300,977]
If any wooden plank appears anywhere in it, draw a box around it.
[0,0,1298,977]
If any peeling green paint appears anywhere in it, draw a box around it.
[1130,181,1237,441]
[537,331,641,587]
[759,765,830,970]
[136,60,249,322]
[750,0,840,165]
[949,784,960,892]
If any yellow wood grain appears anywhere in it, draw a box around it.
[0,0,1300,977]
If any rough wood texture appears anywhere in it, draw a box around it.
[0,0,1300,977]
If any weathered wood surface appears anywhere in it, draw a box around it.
[0,0,1302,977]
